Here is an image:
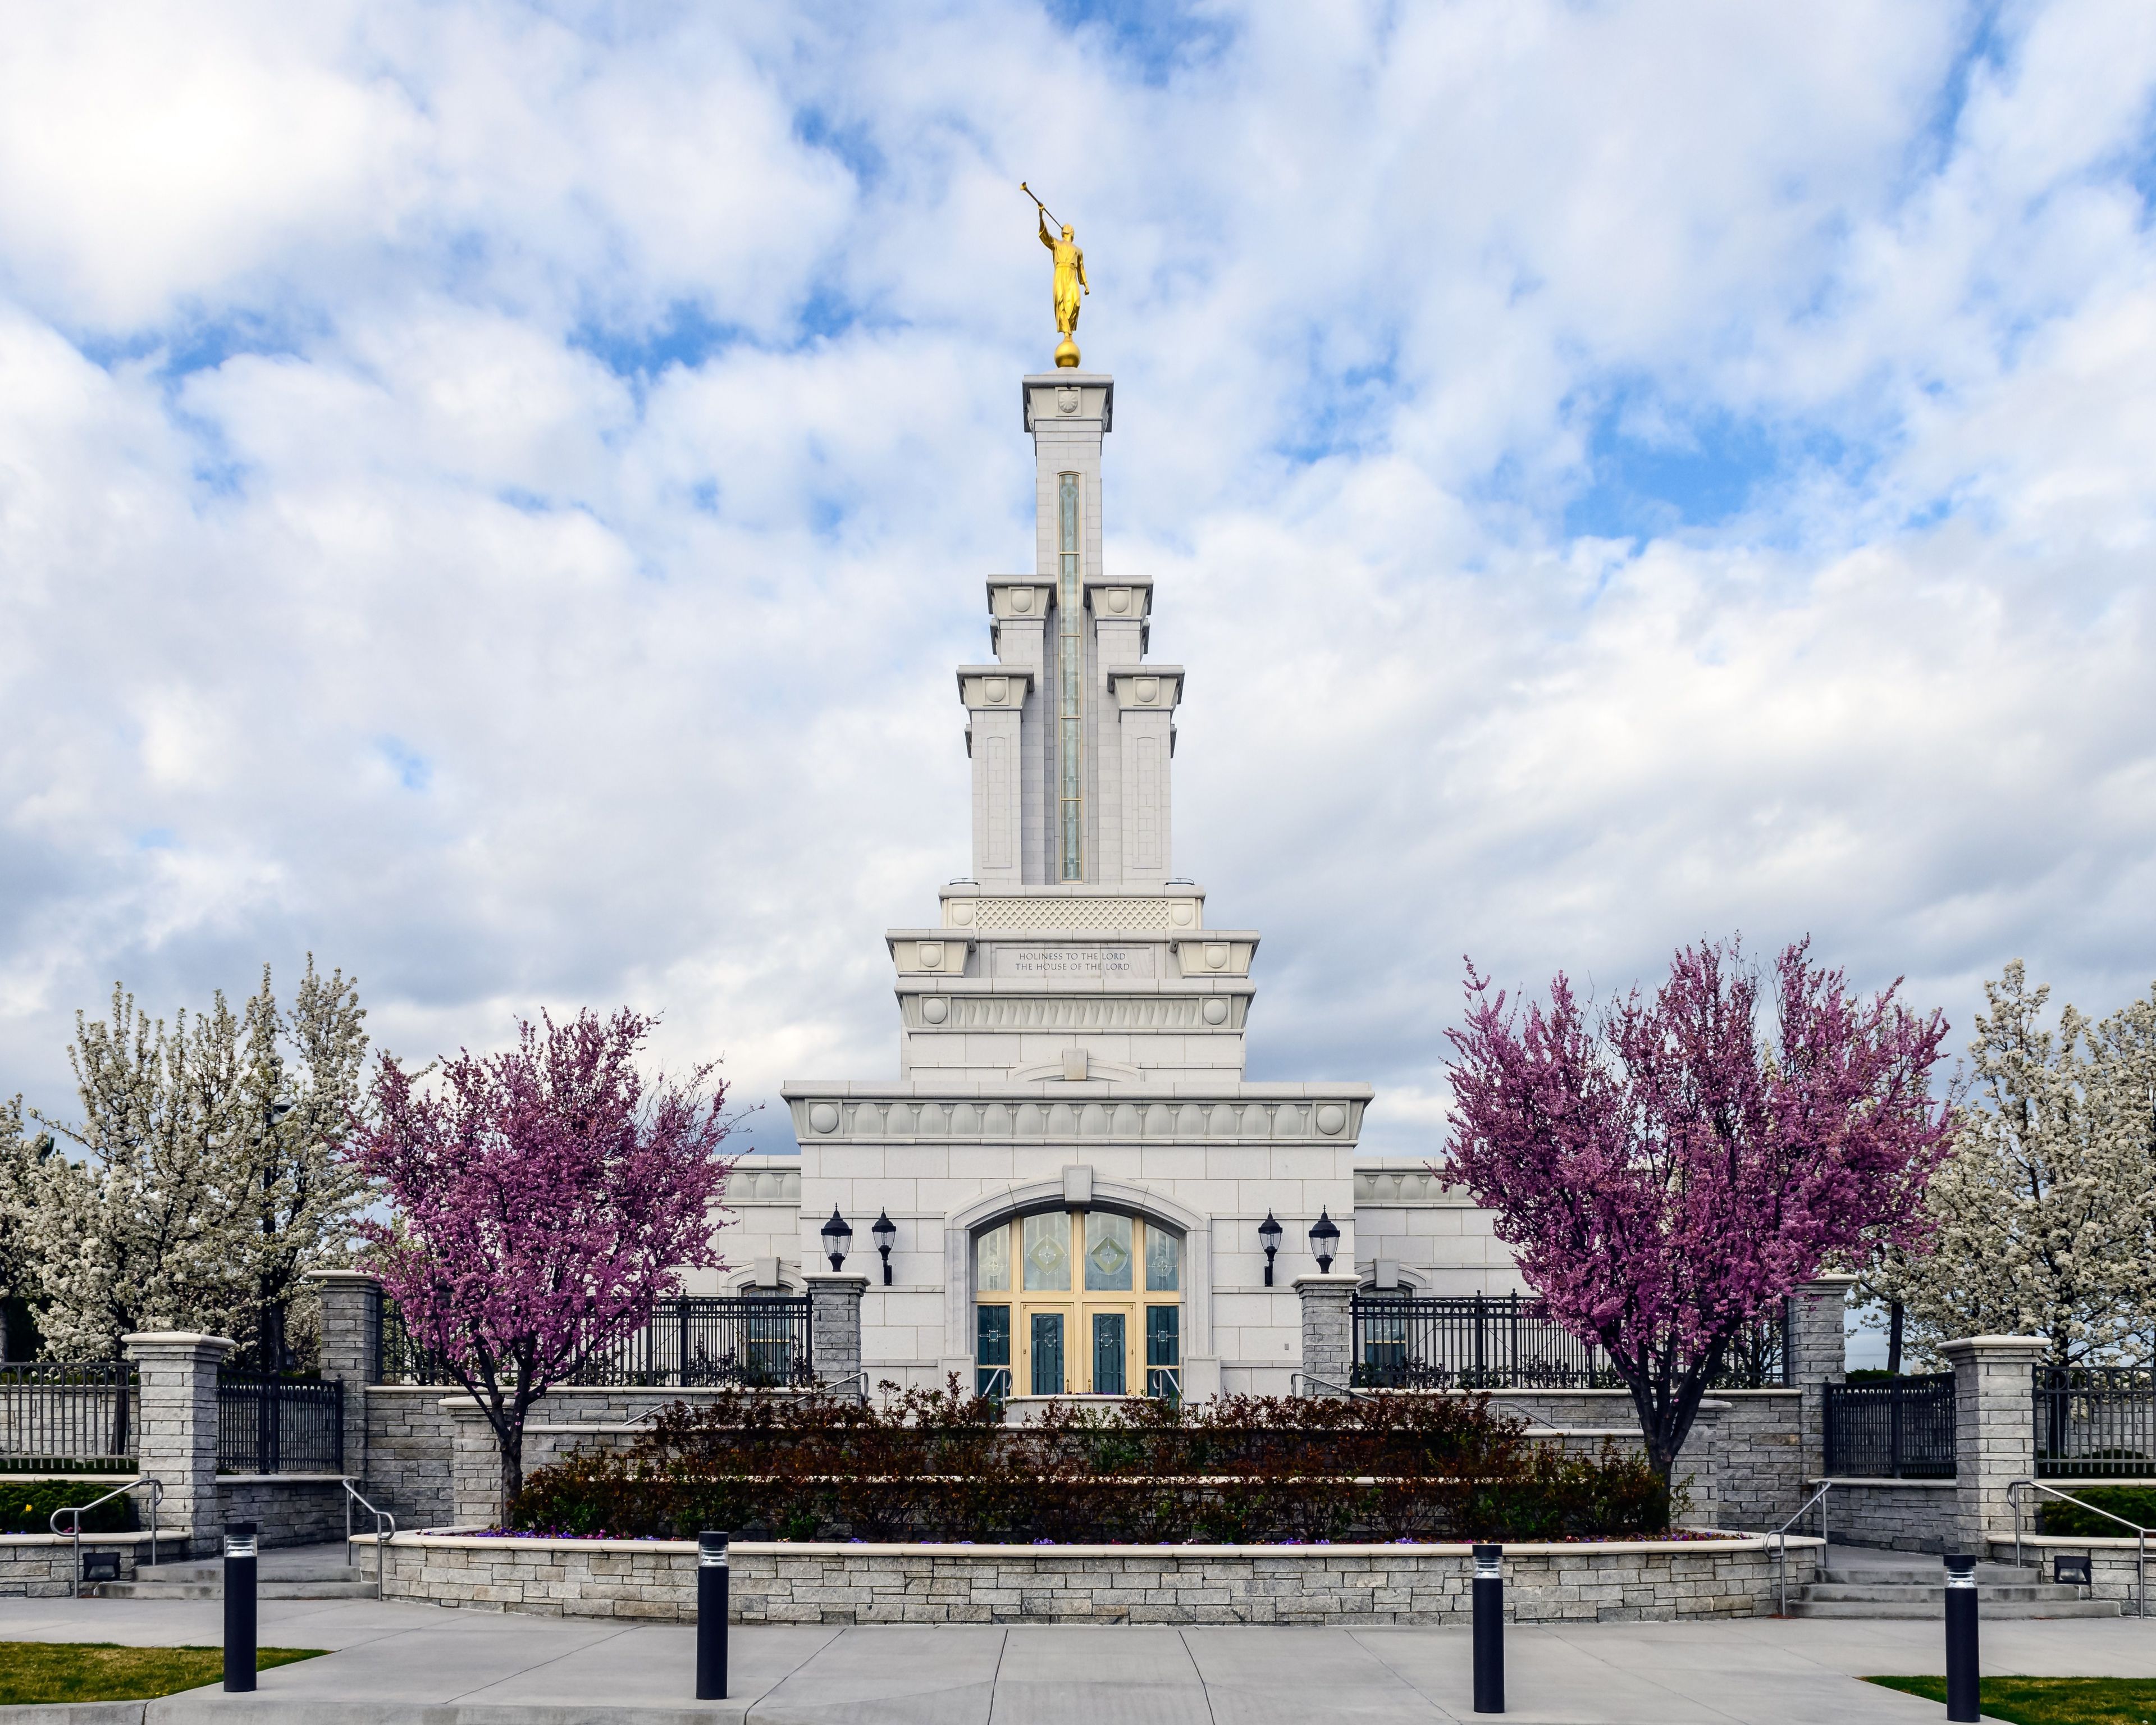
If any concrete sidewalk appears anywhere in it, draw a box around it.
[2,1593,2153,1723]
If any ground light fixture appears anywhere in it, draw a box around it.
[821,1206,853,1271]
[1258,1211,1283,1285]
[1308,1208,1340,1274]
[873,1210,897,1284]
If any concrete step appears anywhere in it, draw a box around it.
[94,1578,377,1599]
[1805,1582,2091,1604]
[1791,1595,2121,1619]
[1820,1564,2038,1586]
[97,1552,373,1600]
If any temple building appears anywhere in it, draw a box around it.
[709,368,1522,1399]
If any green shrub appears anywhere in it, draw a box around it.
[2040,1485,2156,1537]
[0,1481,138,1536]
[509,1381,1671,1544]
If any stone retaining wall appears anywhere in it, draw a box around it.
[218,1477,349,1548]
[374,1531,1820,1625]
[1819,1479,1959,1553]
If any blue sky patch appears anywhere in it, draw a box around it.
[1563,389,1786,541]
[1044,0,1235,85]
[377,739,432,793]
[572,299,747,381]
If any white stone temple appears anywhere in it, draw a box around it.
[707,369,1523,1399]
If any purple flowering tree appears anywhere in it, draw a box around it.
[1442,938,1953,1484]
[353,1008,734,1510]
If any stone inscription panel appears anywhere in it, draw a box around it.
[993,946,1157,980]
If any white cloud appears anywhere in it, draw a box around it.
[1,0,2153,1162]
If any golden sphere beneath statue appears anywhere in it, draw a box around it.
[1054,334,1081,368]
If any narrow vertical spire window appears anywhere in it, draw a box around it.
[1057,471,1084,880]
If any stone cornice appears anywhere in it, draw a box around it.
[1106,665,1183,713]
[954,666,1035,711]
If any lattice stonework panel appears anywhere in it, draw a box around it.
[963,898,1176,931]
[944,997,1205,1030]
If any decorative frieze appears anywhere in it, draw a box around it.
[791,1093,1368,1143]
[1353,1167,1476,1207]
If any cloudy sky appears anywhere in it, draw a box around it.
[2,0,2153,1161]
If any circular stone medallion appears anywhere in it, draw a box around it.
[1012,588,1034,614]
[1204,943,1228,970]
[808,1103,839,1134]
[1057,387,1080,414]
[949,901,976,925]
[918,941,943,968]
[1315,1104,1347,1135]
[1201,998,1229,1025]
[922,997,949,1025]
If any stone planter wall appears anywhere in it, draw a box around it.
[1988,1537,2150,1611]
[0,1534,158,1598]
[374,1531,1820,1625]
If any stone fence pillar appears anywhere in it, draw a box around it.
[1677,1398,1729,1529]
[1788,1272,1854,1481]
[442,1398,506,1528]
[123,1331,235,1559]
[1942,1335,2047,1550]
[807,1273,868,1399]
[1294,1273,1360,1397]
[307,1268,378,1488]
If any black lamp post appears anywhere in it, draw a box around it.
[1308,1208,1340,1275]
[1258,1212,1283,1286]
[872,1210,896,1285]
[820,1206,853,1272]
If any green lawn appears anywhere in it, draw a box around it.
[1867,1675,2156,1724]
[0,1642,326,1705]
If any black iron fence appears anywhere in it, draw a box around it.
[2034,1365,2156,1478]
[0,1362,137,1471]
[217,1370,344,1474]
[370,1290,814,1390]
[1823,1373,1956,1477]
[1349,1294,1789,1392]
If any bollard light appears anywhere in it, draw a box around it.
[223,1520,258,1694]
[1258,1212,1283,1286]
[1944,1553,1979,1723]
[873,1210,897,1285]
[1473,1542,1505,1714]
[1308,1208,1340,1275]
[696,1530,730,1700]
[820,1206,853,1271]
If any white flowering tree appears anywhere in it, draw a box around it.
[0,1099,52,1358]
[1874,963,2156,1366]
[24,959,368,1371]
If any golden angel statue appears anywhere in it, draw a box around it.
[1025,184,1088,367]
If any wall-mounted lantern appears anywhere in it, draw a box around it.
[1308,1208,1340,1275]
[1258,1211,1283,1286]
[820,1206,853,1271]
[872,1210,897,1285]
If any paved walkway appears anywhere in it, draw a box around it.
[2,1591,2153,1723]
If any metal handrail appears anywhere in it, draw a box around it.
[1767,1480,1838,1616]
[1290,1372,1371,1400]
[2008,1477,2148,1618]
[341,1480,397,1600]
[48,1476,162,1595]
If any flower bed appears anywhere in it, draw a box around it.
[372,1528,1819,1624]
[508,1385,1671,1545]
